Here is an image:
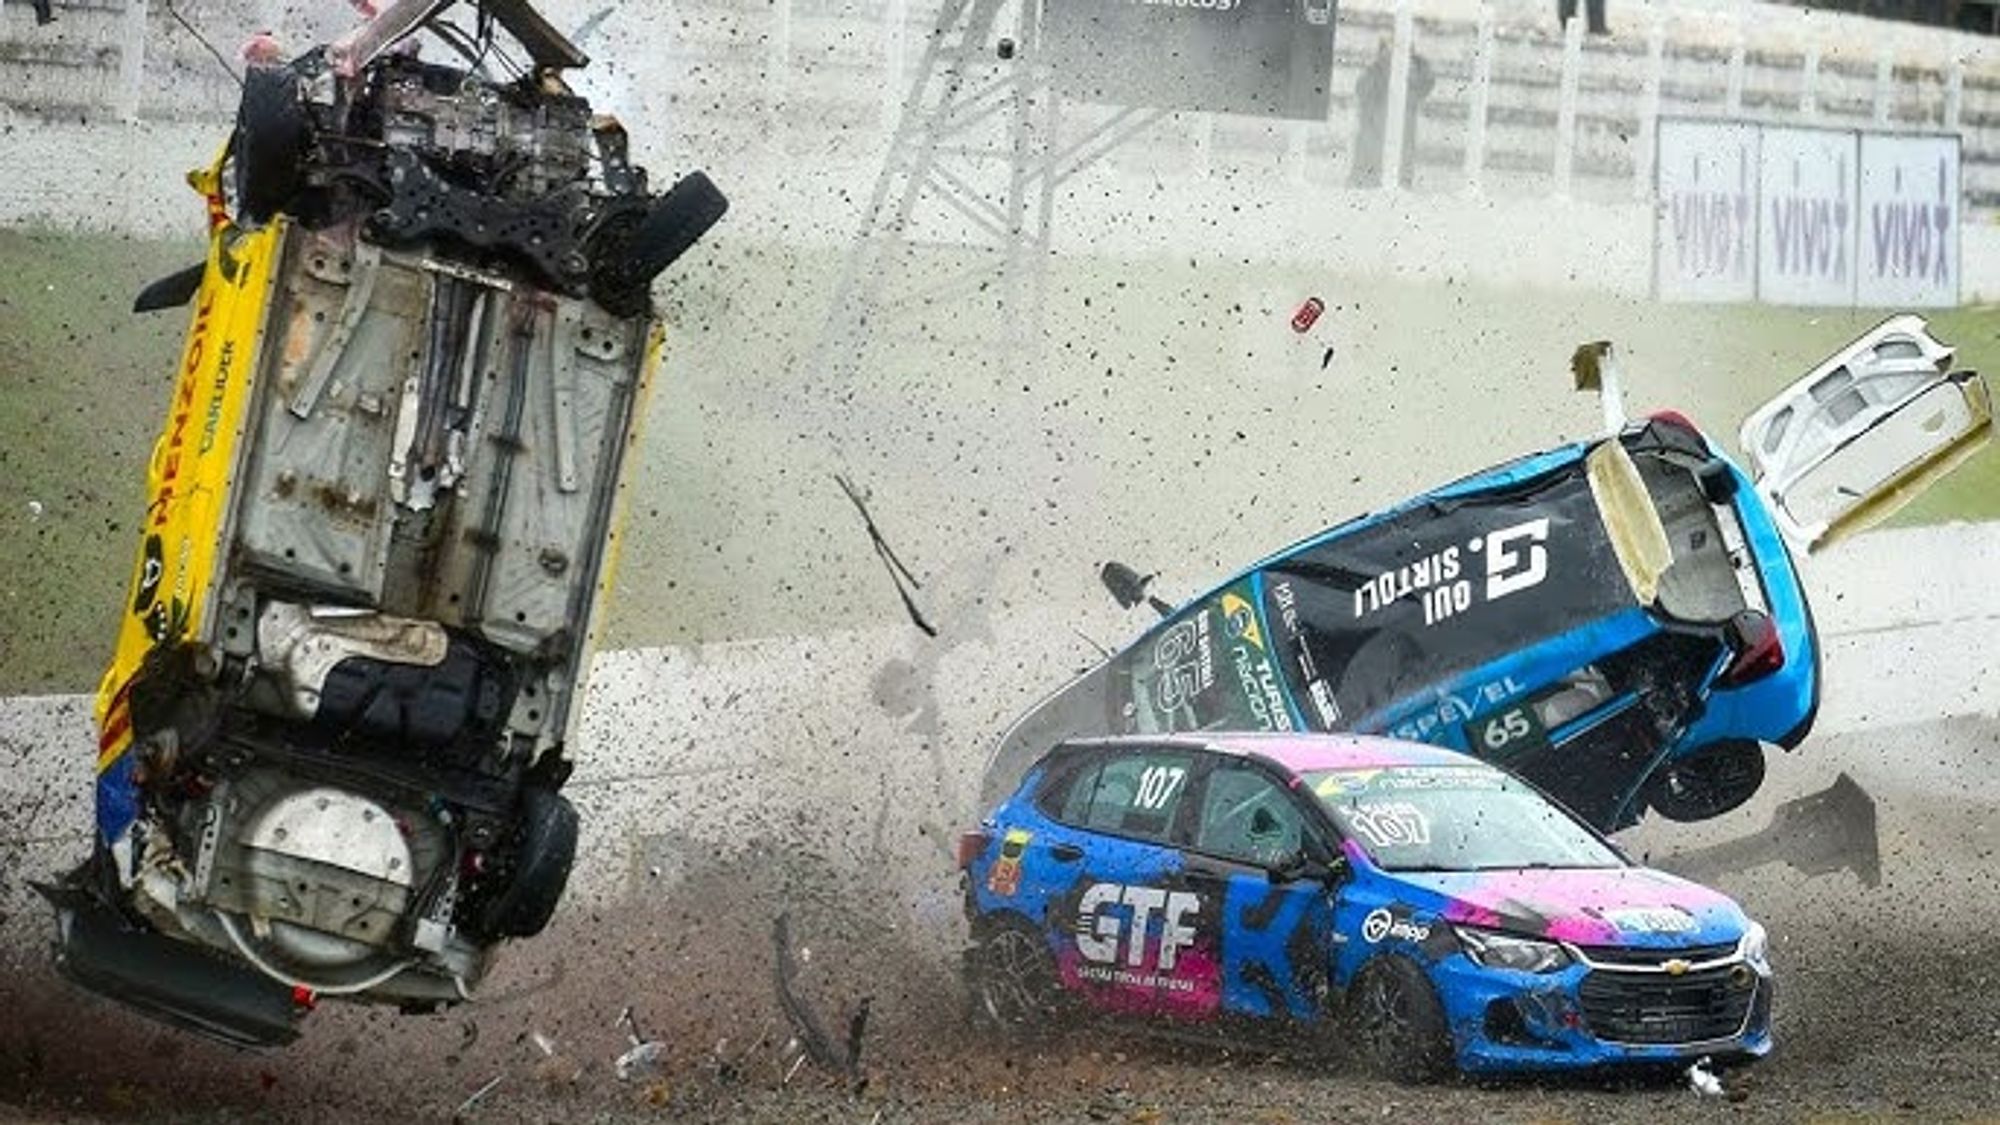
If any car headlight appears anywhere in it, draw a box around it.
[1740,920,1769,966]
[1453,926,1572,973]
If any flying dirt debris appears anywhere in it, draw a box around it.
[982,318,1990,859]
[38,0,727,1048]
[771,912,872,1090]
[1657,773,1882,888]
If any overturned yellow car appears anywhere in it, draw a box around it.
[39,0,726,1047]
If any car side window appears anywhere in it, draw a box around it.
[1193,764,1310,868]
[1049,749,1195,843]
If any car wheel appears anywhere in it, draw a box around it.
[232,66,309,225]
[474,787,579,939]
[1647,739,1767,822]
[1347,956,1451,1083]
[966,919,1063,1033]
[589,171,730,317]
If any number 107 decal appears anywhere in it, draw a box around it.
[1133,765,1187,810]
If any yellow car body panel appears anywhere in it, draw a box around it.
[94,215,285,780]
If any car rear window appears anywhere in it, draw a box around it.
[1260,467,1636,725]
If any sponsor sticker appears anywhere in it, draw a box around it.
[1350,517,1552,628]
[1361,907,1432,944]
[1604,906,1698,935]
[985,828,1032,897]
[1076,883,1203,980]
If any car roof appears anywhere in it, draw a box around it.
[1054,732,1490,776]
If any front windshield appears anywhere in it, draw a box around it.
[1303,764,1623,872]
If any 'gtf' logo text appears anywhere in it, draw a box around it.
[1077,883,1201,969]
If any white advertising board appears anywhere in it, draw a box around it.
[1856,133,1962,309]
[1655,119,1760,303]
[1757,126,1859,306]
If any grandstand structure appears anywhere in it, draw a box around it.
[6,0,1999,202]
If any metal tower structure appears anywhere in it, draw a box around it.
[807,0,1168,385]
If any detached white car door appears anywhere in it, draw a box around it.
[1738,314,1993,551]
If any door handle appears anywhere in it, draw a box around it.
[1049,843,1084,863]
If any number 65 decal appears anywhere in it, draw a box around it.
[1480,708,1533,751]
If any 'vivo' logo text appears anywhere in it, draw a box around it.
[1870,157,1953,285]
[1668,148,1752,281]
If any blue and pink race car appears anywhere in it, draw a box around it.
[957,732,1772,1080]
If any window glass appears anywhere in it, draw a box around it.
[1049,749,1194,843]
[1257,469,1635,726]
[1809,367,1868,427]
[1193,765,1309,867]
[1305,764,1622,872]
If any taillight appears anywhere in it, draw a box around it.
[290,985,318,1012]
[955,829,992,870]
[1719,609,1784,686]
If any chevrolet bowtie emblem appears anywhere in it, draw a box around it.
[1663,959,1691,976]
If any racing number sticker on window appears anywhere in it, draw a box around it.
[1345,801,1430,849]
[1152,618,1213,712]
[1133,765,1187,811]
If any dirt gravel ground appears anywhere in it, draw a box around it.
[3,719,1998,1124]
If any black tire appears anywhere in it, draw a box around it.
[964,918,1064,1034]
[590,171,730,317]
[476,788,579,939]
[1647,739,1767,823]
[1347,956,1452,1083]
[233,66,309,225]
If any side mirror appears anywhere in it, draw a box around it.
[133,263,206,313]
[1269,849,1346,886]
[1100,561,1174,619]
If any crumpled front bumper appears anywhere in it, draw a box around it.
[1432,953,1774,1073]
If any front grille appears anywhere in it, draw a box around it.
[1575,942,1739,967]
[1579,964,1758,1045]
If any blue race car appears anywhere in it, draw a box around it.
[957,732,1774,1079]
[983,412,1817,833]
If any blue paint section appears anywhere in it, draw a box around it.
[1430,955,1774,1072]
[967,740,1774,1075]
[1217,871,1326,1020]
[1684,459,1821,749]
[1246,571,1308,732]
[1099,423,1820,833]
[1360,607,1656,749]
[96,752,139,845]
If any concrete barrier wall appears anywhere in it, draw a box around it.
[14,114,2000,301]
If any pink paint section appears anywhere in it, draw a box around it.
[1056,942,1223,1021]
[1211,733,1469,775]
[1419,867,1737,944]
